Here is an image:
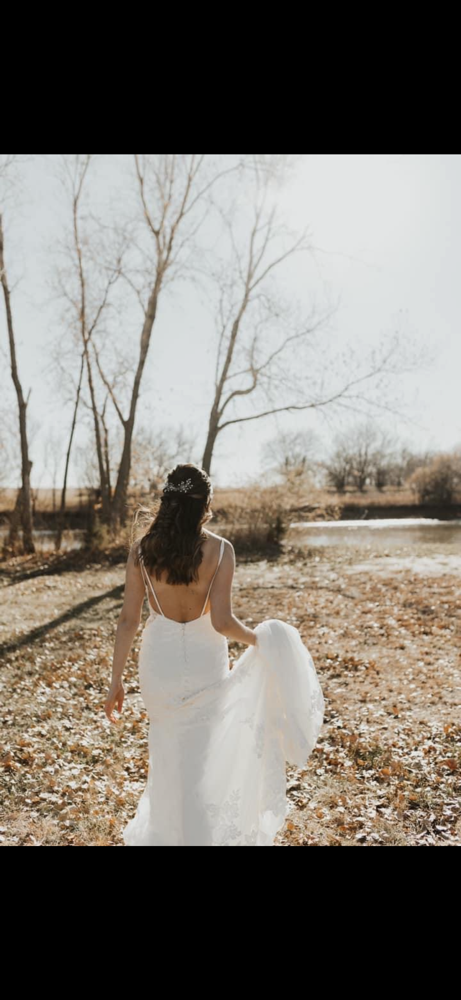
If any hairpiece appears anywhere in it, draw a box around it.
[163,477,193,494]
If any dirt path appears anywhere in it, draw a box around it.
[1,541,460,846]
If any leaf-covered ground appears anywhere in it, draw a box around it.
[1,540,460,846]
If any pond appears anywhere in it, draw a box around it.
[286,518,461,549]
[2,517,461,555]
[0,528,87,553]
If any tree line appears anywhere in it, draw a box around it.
[1,154,433,553]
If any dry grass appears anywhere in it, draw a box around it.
[0,487,92,514]
[2,482,457,517]
[0,533,460,847]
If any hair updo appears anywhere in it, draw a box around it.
[162,465,213,503]
[133,463,214,585]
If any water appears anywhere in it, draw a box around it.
[0,528,86,553]
[287,518,461,548]
[2,518,460,555]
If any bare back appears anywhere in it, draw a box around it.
[139,529,231,625]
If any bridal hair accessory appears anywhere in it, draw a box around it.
[163,477,193,494]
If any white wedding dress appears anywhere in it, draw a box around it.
[122,538,325,847]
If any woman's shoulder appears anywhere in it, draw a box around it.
[203,530,234,563]
[129,538,143,561]
[203,529,231,547]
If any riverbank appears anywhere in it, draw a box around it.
[1,484,460,538]
[1,538,459,846]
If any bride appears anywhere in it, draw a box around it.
[105,462,325,846]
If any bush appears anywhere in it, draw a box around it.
[84,512,114,552]
[215,485,290,554]
[408,454,460,505]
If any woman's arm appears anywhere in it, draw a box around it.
[105,544,145,722]
[210,540,257,646]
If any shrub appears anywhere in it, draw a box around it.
[216,485,290,553]
[408,454,460,505]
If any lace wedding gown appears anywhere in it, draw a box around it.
[122,538,325,847]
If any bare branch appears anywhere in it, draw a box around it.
[91,340,127,428]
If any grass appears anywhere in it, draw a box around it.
[0,532,460,847]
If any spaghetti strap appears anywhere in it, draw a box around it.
[138,544,164,616]
[200,537,225,616]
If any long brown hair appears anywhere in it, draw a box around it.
[132,463,214,585]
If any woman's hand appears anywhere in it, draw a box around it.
[105,680,125,723]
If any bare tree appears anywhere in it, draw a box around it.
[102,154,240,528]
[55,350,85,549]
[47,154,126,538]
[200,165,428,476]
[347,421,380,491]
[43,428,63,512]
[74,437,100,492]
[0,394,18,494]
[77,381,122,501]
[201,165,321,474]
[131,423,196,493]
[322,437,354,493]
[368,429,397,490]
[390,444,435,488]
[66,155,120,520]
[320,421,379,493]
[322,421,404,493]
[0,156,35,553]
[261,428,321,486]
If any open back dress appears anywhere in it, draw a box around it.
[122,537,325,847]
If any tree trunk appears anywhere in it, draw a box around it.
[202,425,220,476]
[7,484,24,549]
[83,342,111,522]
[0,213,35,554]
[55,352,85,551]
[111,281,160,528]
[201,401,221,475]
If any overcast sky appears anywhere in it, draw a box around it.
[1,153,459,489]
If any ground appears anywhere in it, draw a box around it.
[0,539,460,846]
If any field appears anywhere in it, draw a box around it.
[1,529,460,847]
[2,482,460,518]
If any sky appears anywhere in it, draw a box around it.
[1,153,460,490]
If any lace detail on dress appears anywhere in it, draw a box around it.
[122,617,325,847]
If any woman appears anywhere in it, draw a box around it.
[105,462,325,846]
